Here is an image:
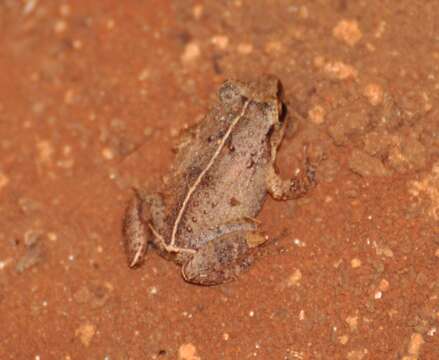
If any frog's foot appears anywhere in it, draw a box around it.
[124,189,167,267]
[181,230,267,286]
[266,154,316,200]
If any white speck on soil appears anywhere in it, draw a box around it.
[293,238,306,247]
[427,327,436,336]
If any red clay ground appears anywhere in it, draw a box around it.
[0,1,438,359]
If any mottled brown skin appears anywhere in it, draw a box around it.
[124,76,314,285]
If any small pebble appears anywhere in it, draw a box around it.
[237,43,253,55]
[106,19,115,30]
[378,279,390,292]
[47,232,57,242]
[72,40,82,50]
[287,269,302,286]
[59,4,71,17]
[313,55,325,68]
[407,333,424,357]
[211,35,229,50]
[0,258,12,270]
[346,349,368,360]
[348,149,391,177]
[323,61,358,80]
[138,68,150,81]
[37,140,54,165]
[375,21,387,38]
[23,0,38,14]
[333,19,362,47]
[435,248,439,258]
[264,41,282,54]
[192,4,203,19]
[64,89,75,104]
[0,172,9,192]
[351,258,362,268]
[178,343,200,360]
[75,323,96,347]
[181,42,201,64]
[363,83,384,106]
[102,147,115,160]
[308,105,326,124]
[338,334,349,345]
[292,238,306,247]
[144,127,154,138]
[148,286,158,295]
[16,232,44,273]
[54,20,67,34]
[73,286,91,304]
[346,315,358,331]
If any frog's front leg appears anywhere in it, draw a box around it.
[181,229,266,286]
[124,189,166,267]
[266,157,316,200]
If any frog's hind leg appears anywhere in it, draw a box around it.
[181,230,267,286]
[124,189,165,268]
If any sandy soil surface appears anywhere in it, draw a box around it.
[1,1,438,359]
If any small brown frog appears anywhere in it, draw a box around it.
[124,75,314,285]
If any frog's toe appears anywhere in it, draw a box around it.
[181,231,262,286]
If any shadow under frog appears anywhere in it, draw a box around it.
[124,75,315,286]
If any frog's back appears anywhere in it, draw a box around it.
[165,77,281,249]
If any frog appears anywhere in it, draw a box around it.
[123,75,315,286]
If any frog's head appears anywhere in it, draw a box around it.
[218,75,283,125]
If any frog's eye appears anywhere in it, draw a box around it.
[258,102,276,117]
[218,81,243,104]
